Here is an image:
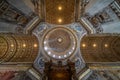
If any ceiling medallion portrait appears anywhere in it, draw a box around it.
[42,27,77,60]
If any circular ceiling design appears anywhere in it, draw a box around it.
[42,27,77,59]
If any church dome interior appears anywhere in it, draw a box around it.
[42,27,77,60]
[0,0,120,80]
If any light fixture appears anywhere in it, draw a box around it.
[59,56,61,59]
[53,55,55,57]
[58,18,62,23]
[93,43,96,47]
[82,43,86,47]
[58,6,62,10]
[64,55,67,57]
[44,41,46,44]
[11,44,14,47]
[72,47,75,50]
[44,46,48,50]
[23,44,26,47]
[34,44,37,47]
[57,38,62,43]
[104,44,108,47]
[69,52,71,54]
[48,52,51,55]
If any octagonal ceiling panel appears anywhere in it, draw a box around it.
[45,0,75,24]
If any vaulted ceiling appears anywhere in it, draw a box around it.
[45,0,75,24]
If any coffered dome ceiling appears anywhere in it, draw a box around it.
[33,23,86,75]
[33,23,86,63]
[42,27,77,59]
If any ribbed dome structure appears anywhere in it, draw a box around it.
[43,27,77,59]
